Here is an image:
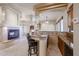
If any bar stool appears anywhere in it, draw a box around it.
[27,33,39,56]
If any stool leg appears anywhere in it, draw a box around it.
[28,46,32,56]
[36,42,39,56]
[30,47,35,56]
[28,47,30,56]
[36,46,39,56]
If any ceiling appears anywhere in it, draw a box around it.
[9,3,36,12]
[0,3,37,15]
[8,3,66,22]
[0,3,66,22]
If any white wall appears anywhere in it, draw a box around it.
[0,6,3,24]
[39,8,68,32]
[0,6,20,41]
[41,22,55,31]
[62,11,68,32]
[0,5,28,56]
[20,14,31,34]
[55,11,68,32]
[0,6,2,41]
[73,4,79,56]
[4,8,18,27]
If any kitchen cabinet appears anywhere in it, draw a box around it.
[58,32,73,56]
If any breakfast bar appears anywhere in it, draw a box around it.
[31,35,47,56]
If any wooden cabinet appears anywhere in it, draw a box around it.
[58,36,73,56]
[64,43,73,56]
[58,32,73,56]
[58,36,64,55]
[46,32,73,56]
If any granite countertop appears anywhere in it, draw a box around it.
[31,34,48,40]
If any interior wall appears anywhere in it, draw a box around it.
[73,3,79,56]
[63,11,68,32]
[0,6,2,41]
[39,9,68,32]
[4,8,18,27]
[0,5,28,55]
[0,6,3,24]
[55,11,68,32]
[41,22,55,31]
[20,14,31,34]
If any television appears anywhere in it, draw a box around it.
[8,29,19,40]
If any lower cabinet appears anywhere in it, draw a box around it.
[58,37,73,56]
[64,43,73,56]
[58,37,64,55]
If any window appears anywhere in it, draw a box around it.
[60,20,63,31]
[56,19,63,32]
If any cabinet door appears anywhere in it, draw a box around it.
[58,37,64,55]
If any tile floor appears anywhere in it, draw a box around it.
[0,36,28,56]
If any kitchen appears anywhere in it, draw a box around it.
[0,3,77,56]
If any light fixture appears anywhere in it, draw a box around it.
[2,12,5,16]
[45,16,48,23]
[46,21,48,23]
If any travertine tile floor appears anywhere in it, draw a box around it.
[0,35,61,56]
[0,36,28,56]
[47,45,62,56]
